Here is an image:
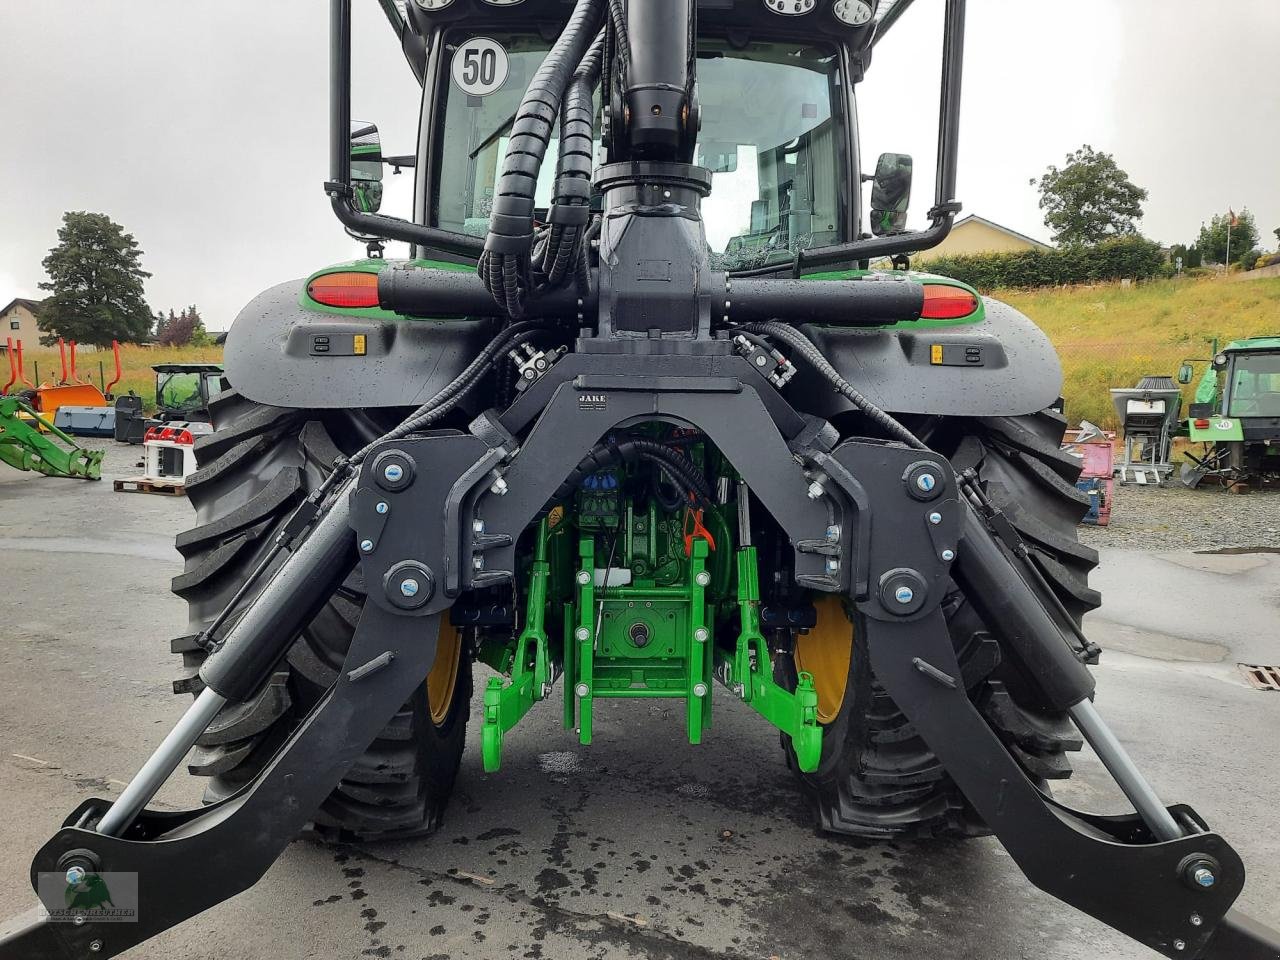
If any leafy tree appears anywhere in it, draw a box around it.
[1197,209,1259,266]
[154,305,211,347]
[37,212,153,346]
[1169,243,1202,270]
[1031,145,1148,245]
[1273,226,1280,245]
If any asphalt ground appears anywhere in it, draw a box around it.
[1,442,1277,959]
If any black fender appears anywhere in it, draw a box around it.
[223,280,498,410]
[790,296,1063,418]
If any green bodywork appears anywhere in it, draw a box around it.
[1186,336,1280,436]
[0,396,103,480]
[478,446,823,773]
[1188,416,1244,443]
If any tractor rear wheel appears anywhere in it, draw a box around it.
[779,410,1098,838]
[169,391,470,839]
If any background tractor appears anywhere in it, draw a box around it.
[1,0,1277,957]
[1179,337,1280,489]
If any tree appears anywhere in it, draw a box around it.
[37,212,153,346]
[1169,243,1202,270]
[1197,209,1259,267]
[1031,145,1148,245]
[154,305,211,347]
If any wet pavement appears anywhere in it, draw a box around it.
[1,443,1278,959]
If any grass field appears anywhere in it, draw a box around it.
[9,276,1277,427]
[13,343,224,413]
[1001,275,1280,429]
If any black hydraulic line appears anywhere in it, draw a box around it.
[727,277,924,325]
[479,0,605,316]
[548,438,713,507]
[199,492,358,701]
[381,266,594,318]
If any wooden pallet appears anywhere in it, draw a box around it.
[113,476,186,496]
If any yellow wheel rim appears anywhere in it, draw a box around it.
[793,595,853,725]
[426,620,463,726]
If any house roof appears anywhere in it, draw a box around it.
[950,215,1052,251]
[0,297,44,316]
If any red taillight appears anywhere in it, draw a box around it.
[1194,419,1211,429]
[307,271,380,308]
[143,426,160,442]
[175,429,194,445]
[920,284,979,320]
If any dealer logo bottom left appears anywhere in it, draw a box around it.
[37,870,138,923]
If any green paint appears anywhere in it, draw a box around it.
[713,546,821,773]
[1188,416,1243,443]
[0,396,103,480]
[805,268,986,328]
[481,519,554,772]
[298,257,473,320]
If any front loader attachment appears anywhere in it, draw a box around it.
[0,395,103,480]
[0,336,1277,959]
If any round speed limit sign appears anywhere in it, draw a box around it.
[451,37,509,97]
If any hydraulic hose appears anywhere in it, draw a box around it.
[539,31,605,289]
[479,0,604,317]
[547,438,713,508]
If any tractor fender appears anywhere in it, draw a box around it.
[791,296,1063,419]
[223,280,499,411]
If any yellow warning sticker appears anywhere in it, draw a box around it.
[929,344,943,365]
[353,334,367,356]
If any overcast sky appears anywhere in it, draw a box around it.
[2,1,1278,330]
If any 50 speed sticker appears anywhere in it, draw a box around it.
[452,37,509,96]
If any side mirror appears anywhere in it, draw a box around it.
[870,152,912,236]
[350,121,384,214]
[1177,363,1193,385]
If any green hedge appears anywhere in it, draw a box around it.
[917,236,1165,291]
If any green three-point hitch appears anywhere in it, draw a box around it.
[479,462,822,772]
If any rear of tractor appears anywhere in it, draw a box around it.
[1179,338,1280,488]
[1,1,1277,958]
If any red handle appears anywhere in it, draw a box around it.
[2,338,15,394]
[105,340,123,396]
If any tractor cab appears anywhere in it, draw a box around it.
[152,363,225,423]
[1177,337,1280,487]
[345,0,923,276]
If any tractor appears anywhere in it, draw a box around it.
[1179,338,1280,489]
[1,0,1277,957]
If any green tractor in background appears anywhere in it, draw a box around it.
[1178,337,1280,488]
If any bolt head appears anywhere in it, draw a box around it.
[1192,866,1216,888]
[941,549,955,562]
[473,555,484,571]
[693,627,709,643]
[399,578,419,598]
[375,501,389,515]
[575,683,590,698]
[490,476,509,496]
[806,480,825,500]
[472,518,485,533]
[574,626,590,641]
[65,866,86,885]
[915,473,937,493]
[825,558,839,574]
[693,683,708,698]
[825,524,840,542]
[382,463,404,483]
[894,585,915,605]
[1190,914,1203,927]
[576,570,591,585]
[928,511,942,525]
[89,941,103,953]
[695,571,711,587]
[359,539,374,553]
[1173,940,1186,952]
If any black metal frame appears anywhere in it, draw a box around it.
[3,351,1277,958]
[3,0,1279,956]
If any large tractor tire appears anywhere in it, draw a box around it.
[779,410,1099,838]
[169,391,470,839]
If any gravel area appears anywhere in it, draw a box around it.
[1078,482,1280,551]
